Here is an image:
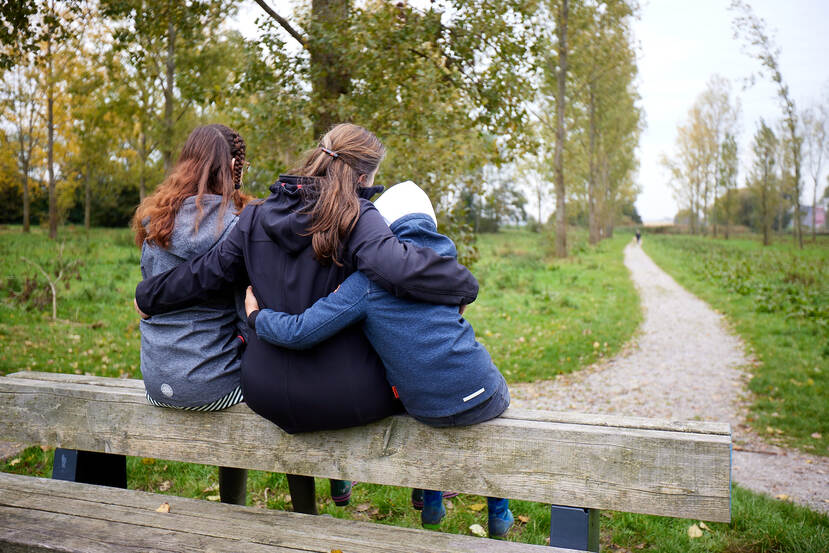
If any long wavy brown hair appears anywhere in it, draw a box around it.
[294,123,386,265]
[132,124,253,249]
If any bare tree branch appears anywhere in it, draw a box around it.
[252,0,307,47]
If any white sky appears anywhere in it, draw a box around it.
[232,1,829,223]
[633,0,829,222]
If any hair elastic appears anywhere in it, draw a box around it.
[320,146,339,159]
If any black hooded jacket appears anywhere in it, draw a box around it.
[135,177,479,433]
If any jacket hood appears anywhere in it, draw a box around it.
[260,175,383,254]
[168,195,236,259]
[374,181,437,228]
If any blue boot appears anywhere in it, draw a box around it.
[487,497,513,538]
[421,490,445,529]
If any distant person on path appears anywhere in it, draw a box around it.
[635,228,641,244]
[244,181,514,538]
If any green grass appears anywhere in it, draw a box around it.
[466,228,641,382]
[0,225,142,378]
[643,234,828,456]
[1,225,827,550]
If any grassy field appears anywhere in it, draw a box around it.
[466,228,640,382]
[1,225,827,551]
[643,234,828,456]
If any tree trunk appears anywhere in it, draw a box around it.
[163,16,176,173]
[139,131,147,202]
[554,0,568,258]
[47,37,57,240]
[310,0,350,139]
[84,161,91,229]
[587,86,598,245]
[21,159,30,233]
[761,175,770,246]
[724,192,731,239]
[812,177,818,242]
[537,185,542,229]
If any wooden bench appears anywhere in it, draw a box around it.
[0,371,732,552]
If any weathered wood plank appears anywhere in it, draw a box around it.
[0,472,555,553]
[501,407,731,435]
[7,372,731,434]
[0,373,732,522]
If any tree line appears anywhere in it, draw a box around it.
[662,1,828,247]
[0,0,643,260]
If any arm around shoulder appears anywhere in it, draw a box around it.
[347,203,478,305]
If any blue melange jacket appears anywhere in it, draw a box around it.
[252,213,507,418]
[139,195,246,408]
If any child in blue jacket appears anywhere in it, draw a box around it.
[245,181,513,537]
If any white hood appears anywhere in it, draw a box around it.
[373,180,438,229]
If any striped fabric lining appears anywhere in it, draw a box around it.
[146,386,244,412]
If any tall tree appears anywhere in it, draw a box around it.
[801,103,827,242]
[731,0,804,248]
[553,0,569,257]
[1,52,43,232]
[716,132,738,239]
[698,75,740,237]
[748,120,778,246]
[101,0,240,177]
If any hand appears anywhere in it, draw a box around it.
[245,286,260,316]
[459,303,467,316]
[134,298,149,320]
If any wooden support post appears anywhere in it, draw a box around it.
[287,473,318,515]
[52,448,127,489]
[549,505,599,551]
[218,466,247,505]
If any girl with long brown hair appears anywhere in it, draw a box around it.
[135,123,478,511]
[133,123,252,411]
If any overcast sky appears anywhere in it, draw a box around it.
[633,0,829,222]
[233,1,829,222]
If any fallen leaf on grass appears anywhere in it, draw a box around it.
[206,495,221,501]
[155,502,170,513]
[775,494,790,501]
[687,524,703,539]
[158,480,172,492]
[355,503,371,512]
[469,524,486,537]
[812,432,822,439]
[517,515,530,524]
[698,522,708,530]
[468,503,486,512]
[140,457,155,465]
[8,458,20,466]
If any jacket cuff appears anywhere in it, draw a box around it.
[247,309,259,331]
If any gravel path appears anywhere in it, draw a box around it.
[509,242,829,514]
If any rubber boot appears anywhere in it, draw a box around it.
[487,497,514,538]
[421,490,445,529]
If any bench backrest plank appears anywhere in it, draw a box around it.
[0,372,731,522]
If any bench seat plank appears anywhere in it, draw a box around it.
[0,372,732,522]
[0,472,555,553]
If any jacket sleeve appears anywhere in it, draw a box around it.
[135,220,248,316]
[254,273,370,350]
[346,202,478,305]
